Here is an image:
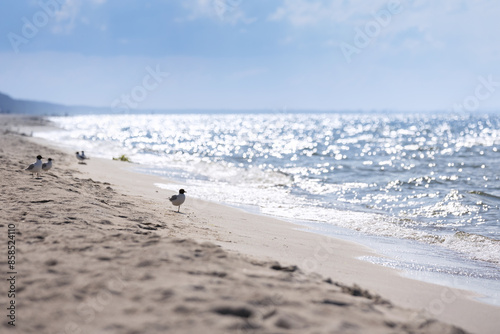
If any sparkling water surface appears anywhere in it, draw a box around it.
[39,112,500,303]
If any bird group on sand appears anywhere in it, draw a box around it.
[76,151,89,164]
[25,153,188,212]
[25,155,53,178]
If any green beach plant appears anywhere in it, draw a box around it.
[112,154,132,163]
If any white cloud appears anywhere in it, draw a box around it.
[51,0,107,34]
[270,0,500,60]
[269,1,326,26]
[268,0,395,26]
[52,0,81,34]
[181,0,255,24]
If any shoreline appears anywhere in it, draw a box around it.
[1,114,499,333]
[126,148,500,307]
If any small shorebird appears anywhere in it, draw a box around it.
[76,151,87,164]
[169,189,186,212]
[42,158,53,172]
[25,155,43,178]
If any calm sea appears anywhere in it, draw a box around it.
[38,112,500,304]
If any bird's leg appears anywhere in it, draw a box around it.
[177,206,180,213]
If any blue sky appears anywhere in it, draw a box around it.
[1,0,499,111]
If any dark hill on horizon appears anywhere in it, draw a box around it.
[0,91,111,115]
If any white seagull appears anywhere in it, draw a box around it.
[25,155,43,178]
[76,151,87,164]
[42,158,53,172]
[169,189,186,212]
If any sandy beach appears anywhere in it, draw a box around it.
[1,115,499,333]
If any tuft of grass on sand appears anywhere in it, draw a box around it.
[113,154,132,163]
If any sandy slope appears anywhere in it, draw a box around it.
[0,115,483,333]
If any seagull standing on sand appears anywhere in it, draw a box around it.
[169,189,186,212]
[25,155,43,178]
[42,158,53,172]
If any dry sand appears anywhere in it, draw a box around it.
[1,115,498,333]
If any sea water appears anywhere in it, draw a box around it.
[37,112,500,304]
